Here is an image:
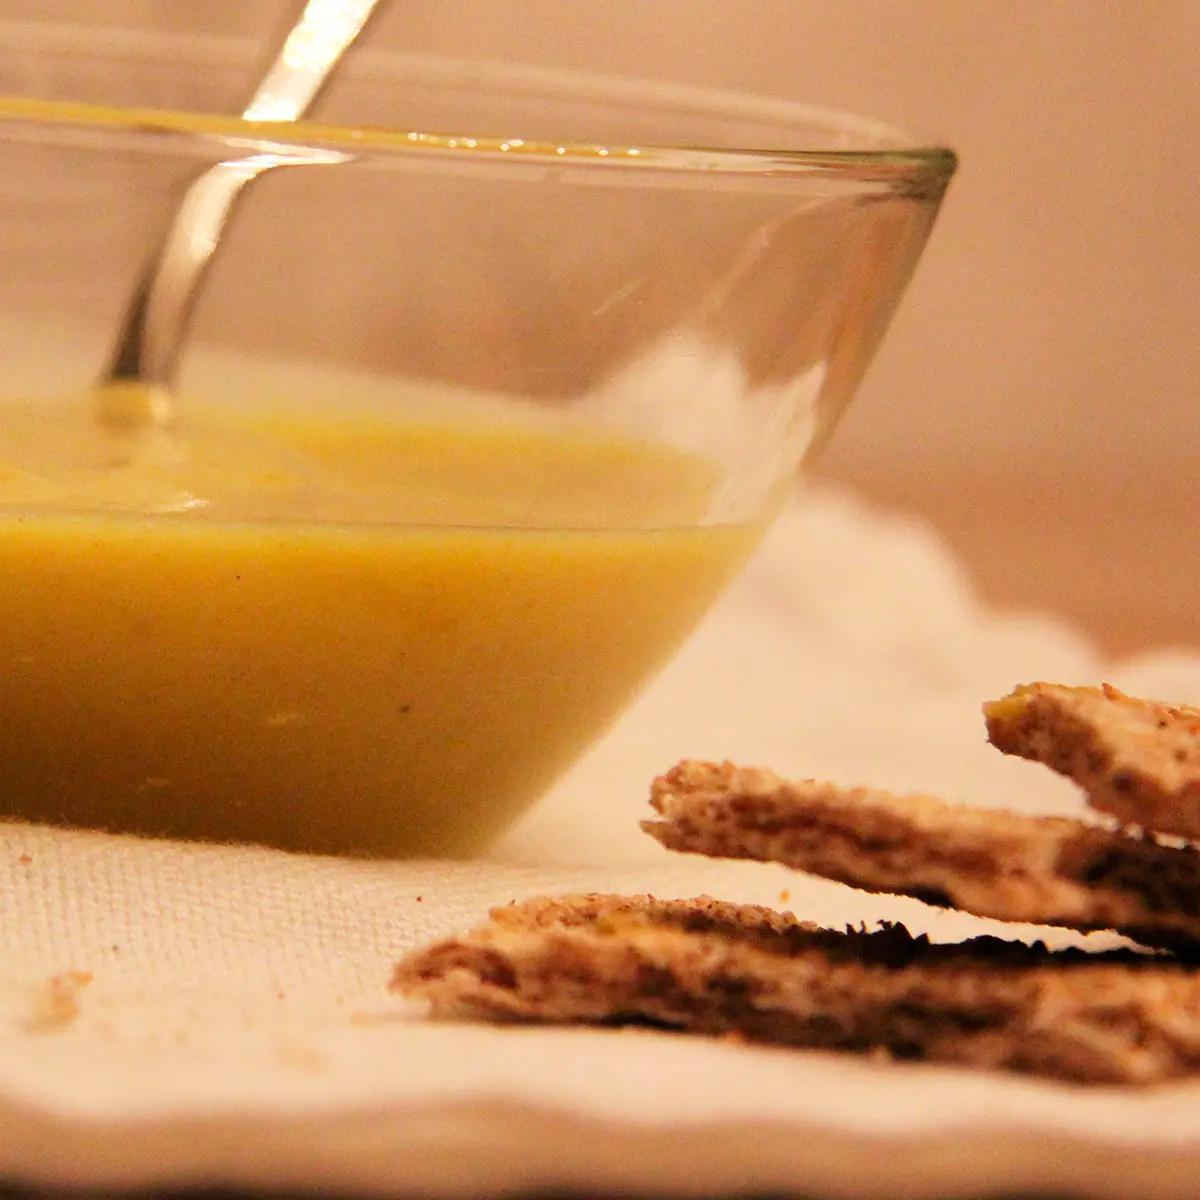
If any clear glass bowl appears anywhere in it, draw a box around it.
[0,58,955,857]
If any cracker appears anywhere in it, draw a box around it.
[642,759,1200,952]
[985,682,1200,839]
[392,892,1200,1085]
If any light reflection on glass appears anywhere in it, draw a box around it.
[244,0,379,123]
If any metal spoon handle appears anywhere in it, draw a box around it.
[101,0,382,414]
[243,0,382,123]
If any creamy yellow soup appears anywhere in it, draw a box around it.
[0,393,764,856]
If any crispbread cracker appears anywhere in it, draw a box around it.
[392,893,1200,1085]
[642,760,1200,951]
[985,682,1200,839]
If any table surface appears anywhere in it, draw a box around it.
[814,460,1197,660]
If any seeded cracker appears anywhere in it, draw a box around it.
[392,893,1200,1085]
[642,760,1200,952]
[985,682,1200,839]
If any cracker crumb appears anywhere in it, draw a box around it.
[778,889,791,903]
[27,970,93,1032]
[17,854,31,865]
[277,1041,327,1073]
[349,1010,396,1027]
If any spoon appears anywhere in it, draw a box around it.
[95,0,384,431]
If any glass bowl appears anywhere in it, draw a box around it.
[0,58,955,856]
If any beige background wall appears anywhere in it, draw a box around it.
[3,0,1198,650]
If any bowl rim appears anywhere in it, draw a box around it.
[0,51,957,192]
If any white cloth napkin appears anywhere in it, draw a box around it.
[4,486,1200,1199]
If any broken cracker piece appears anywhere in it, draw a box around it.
[392,893,1200,1085]
[985,682,1200,840]
[643,759,1200,952]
